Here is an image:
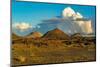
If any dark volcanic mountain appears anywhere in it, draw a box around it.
[42,28,69,40]
[71,33,82,37]
[71,33,82,40]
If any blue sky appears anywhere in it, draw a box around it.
[12,0,96,26]
[12,0,96,36]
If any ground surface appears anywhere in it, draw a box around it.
[11,39,96,66]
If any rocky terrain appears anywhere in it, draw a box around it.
[11,28,96,66]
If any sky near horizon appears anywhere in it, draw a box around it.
[12,0,96,36]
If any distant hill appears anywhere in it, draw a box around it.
[71,33,82,37]
[26,32,43,38]
[12,33,21,40]
[71,33,82,40]
[42,28,69,40]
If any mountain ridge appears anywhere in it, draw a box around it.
[42,28,70,40]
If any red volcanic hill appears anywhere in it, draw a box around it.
[26,32,43,38]
[42,28,70,40]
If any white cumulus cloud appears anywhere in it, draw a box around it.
[82,20,93,34]
[12,22,32,31]
[62,7,76,18]
[62,7,93,34]
[73,12,83,20]
[62,7,83,20]
[74,20,93,34]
